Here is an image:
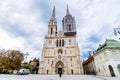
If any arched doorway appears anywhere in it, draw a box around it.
[108,65,115,77]
[55,61,64,74]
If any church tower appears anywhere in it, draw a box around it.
[39,6,83,75]
[62,5,76,36]
[48,6,57,37]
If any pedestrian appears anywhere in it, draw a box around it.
[59,70,62,78]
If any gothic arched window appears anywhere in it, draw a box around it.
[55,32,57,36]
[71,58,72,61]
[71,69,73,74]
[62,40,64,47]
[69,24,71,31]
[65,19,67,22]
[51,28,53,35]
[58,49,62,54]
[47,70,49,74]
[56,40,58,47]
[69,39,71,45]
[59,40,61,47]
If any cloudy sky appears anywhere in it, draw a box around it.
[0,0,120,61]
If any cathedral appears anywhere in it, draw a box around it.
[39,6,83,74]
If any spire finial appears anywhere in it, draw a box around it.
[66,4,70,15]
[52,6,55,18]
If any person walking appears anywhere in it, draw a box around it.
[59,70,62,77]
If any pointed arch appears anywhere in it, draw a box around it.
[59,40,61,47]
[58,49,62,54]
[62,40,64,47]
[56,40,58,47]
[55,61,64,74]
[51,28,53,35]
[47,70,49,74]
[71,69,73,74]
[69,24,71,31]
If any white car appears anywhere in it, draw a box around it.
[17,69,30,75]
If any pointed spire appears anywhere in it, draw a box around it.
[49,6,57,25]
[52,6,55,18]
[66,4,70,15]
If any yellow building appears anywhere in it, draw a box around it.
[39,6,83,74]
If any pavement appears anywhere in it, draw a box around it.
[0,74,120,80]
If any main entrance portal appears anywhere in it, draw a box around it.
[58,68,62,74]
[55,61,64,74]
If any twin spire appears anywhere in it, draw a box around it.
[51,6,55,18]
[66,4,70,15]
[51,5,70,19]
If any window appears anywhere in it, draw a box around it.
[56,40,58,47]
[65,19,67,22]
[71,58,72,61]
[47,70,49,74]
[108,65,115,77]
[69,24,71,31]
[71,69,73,74]
[48,59,49,64]
[62,40,64,47]
[69,39,71,45]
[51,28,53,35]
[49,40,52,44]
[52,61,53,64]
[117,64,120,73]
[59,40,61,47]
[58,49,62,54]
[98,68,100,72]
[55,32,57,36]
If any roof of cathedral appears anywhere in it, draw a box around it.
[96,39,120,52]
[82,55,94,65]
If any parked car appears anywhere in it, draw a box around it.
[17,69,30,75]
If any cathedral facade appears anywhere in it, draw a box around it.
[39,6,83,74]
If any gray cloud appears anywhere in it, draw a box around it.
[0,0,120,61]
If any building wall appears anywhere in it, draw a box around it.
[38,6,83,74]
[39,37,83,74]
[94,49,120,77]
[83,60,96,75]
